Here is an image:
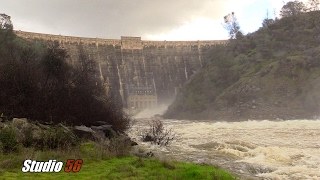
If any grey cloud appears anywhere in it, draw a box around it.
[2,0,227,38]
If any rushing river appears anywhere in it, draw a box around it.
[128,119,320,180]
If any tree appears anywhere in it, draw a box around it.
[222,12,241,39]
[306,0,320,43]
[0,13,14,45]
[262,18,275,28]
[0,13,12,30]
[42,41,70,85]
[307,0,320,11]
[280,0,306,18]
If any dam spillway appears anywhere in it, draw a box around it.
[15,30,227,107]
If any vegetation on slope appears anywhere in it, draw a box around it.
[0,14,129,131]
[164,1,320,120]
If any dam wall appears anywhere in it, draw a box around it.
[15,30,228,107]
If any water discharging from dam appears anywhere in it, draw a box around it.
[128,119,320,180]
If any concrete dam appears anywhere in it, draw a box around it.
[15,30,227,110]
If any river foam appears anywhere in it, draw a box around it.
[129,119,320,180]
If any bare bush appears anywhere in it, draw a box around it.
[140,118,175,147]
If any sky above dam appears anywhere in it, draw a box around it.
[1,0,309,40]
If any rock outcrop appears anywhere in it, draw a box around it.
[0,118,137,149]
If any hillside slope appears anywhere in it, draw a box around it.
[164,11,320,120]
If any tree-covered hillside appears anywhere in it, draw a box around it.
[164,3,320,120]
[0,14,129,131]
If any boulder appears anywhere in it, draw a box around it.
[35,122,50,130]
[91,128,106,141]
[73,125,95,139]
[92,124,113,131]
[12,118,28,129]
[57,123,76,139]
[32,128,43,141]
[118,133,138,146]
[92,125,116,139]
[91,121,110,126]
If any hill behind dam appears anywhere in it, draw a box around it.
[164,11,320,120]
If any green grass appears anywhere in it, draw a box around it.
[1,156,236,180]
[0,142,237,180]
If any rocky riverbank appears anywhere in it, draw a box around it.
[0,117,137,153]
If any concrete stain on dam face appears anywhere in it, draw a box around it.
[15,30,227,108]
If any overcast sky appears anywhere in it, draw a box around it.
[1,0,305,40]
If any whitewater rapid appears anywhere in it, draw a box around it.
[128,119,320,180]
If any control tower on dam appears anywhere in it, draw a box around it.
[15,30,228,108]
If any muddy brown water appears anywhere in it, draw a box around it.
[128,119,320,180]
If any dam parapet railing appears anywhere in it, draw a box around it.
[14,30,228,49]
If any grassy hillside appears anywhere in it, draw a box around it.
[164,11,320,120]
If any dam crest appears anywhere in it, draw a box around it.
[15,30,227,49]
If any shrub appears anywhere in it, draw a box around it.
[20,124,34,148]
[34,126,78,150]
[0,126,19,153]
[108,137,132,157]
[140,118,175,147]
